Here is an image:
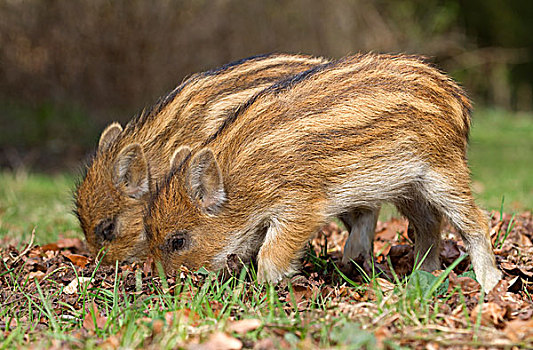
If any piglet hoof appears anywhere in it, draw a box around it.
[256,257,296,285]
[478,266,503,293]
[341,255,373,276]
[257,265,284,285]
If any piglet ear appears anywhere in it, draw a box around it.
[113,143,150,199]
[186,148,225,214]
[170,145,192,172]
[98,122,122,151]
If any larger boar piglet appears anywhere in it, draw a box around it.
[145,53,502,292]
[74,53,328,264]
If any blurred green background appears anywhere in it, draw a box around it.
[0,0,532,214]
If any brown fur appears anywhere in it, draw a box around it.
[74,53,328,263]
[145,53,502,292]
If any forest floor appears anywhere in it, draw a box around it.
[1,212,532,349]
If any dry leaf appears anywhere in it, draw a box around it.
[426,342,439,350]
[44,250,56,259]
[376,218,408,237]
[40,243,59,252]
[507,275,523,293]
[100,335,120,350]
[150,319,165,335]
[504,318,533,342]
[448,272,480,294]
[439,240,462,265]
[252,338,275,350]
[374,325,392,349]
[375,278,395,293]
[164,309,199,327]
[56,238,84,251]
[64,277,92,295]
[227,319,261,335]
[64,254,89,268]
[82,302,107,331]
[490,221,504,245]
[471,302,506,326]
[1,318,18,330]
[192,332,243,350]
[28,271,45,281]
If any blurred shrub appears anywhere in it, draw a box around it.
[0,0,531,170]
[0,100,98,171]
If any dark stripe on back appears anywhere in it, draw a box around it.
[124,77,193,134]
[202,61,337,147]
[201,53,274,77]
[264,61,335,94]
[125,54,277,134]
[204,61,323,99]
[129,54,297,140]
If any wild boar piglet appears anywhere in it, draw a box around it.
[74,53,328,263]
[144,53,502,292]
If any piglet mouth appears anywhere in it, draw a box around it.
[224,253,249,274]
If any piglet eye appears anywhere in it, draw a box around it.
[164,231,188,252]
[95,218,116,241]
[172,237,185,250]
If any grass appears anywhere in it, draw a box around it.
[0,247,501,349]
[469,109,533,211]
[0,108,532,348]
[0,171,79,246]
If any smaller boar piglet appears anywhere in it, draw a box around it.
[74,53,328,264]
[144,53,502,292]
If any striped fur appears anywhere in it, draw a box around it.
[74,53,328,263]
[145,53,501,292]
